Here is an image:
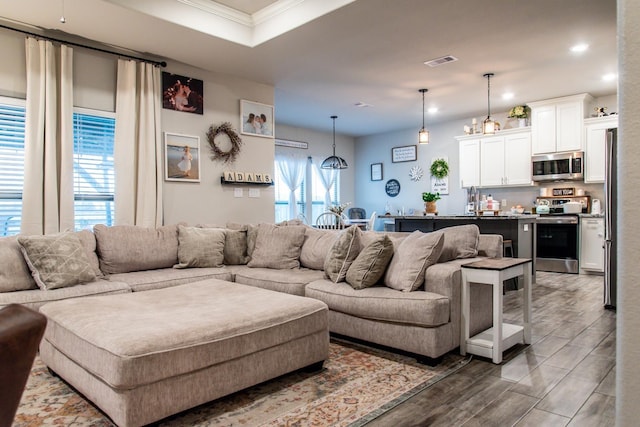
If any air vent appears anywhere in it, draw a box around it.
[354,102,373,108]
[424,55,458,67]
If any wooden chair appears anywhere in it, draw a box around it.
[315,212,345,229]
[0,304,47,426]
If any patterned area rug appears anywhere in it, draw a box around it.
[14,339,466,426]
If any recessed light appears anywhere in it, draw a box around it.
[428,107,438,114]
[570,43,589,53]
[502,92,514,100]
[602,73,617,81]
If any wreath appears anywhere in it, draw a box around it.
[430,158,449,179]
[207,122,243,164]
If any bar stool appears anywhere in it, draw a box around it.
[503,240,518,292]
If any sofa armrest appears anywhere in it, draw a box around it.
[478,234,503,258]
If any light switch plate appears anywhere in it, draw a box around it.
[234,188,243,198]
[249,189,260,198]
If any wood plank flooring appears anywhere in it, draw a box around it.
[366,271,614,427]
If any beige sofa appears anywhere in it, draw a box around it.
[0,221,501,360]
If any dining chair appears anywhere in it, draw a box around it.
[367,211,377,231]
[348,207,367,220]
[315,212,344,229]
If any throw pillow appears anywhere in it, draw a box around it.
[384,231,444,292]
[17,232,97,290]
[437,224,480,263]
[174,225,226,269]
[324,225,362,283]
[0,236,37,292]
[299,226,340,270]
[198,224,249,265]
[346,234,394,290]
[94,223,181,274]
[247,224,306,269]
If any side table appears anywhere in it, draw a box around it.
[460,257,532,364]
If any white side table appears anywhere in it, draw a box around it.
[460,258,532,364]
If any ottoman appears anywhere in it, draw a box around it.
[38,279,329,427]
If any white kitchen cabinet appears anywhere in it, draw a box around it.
[458,137,480,188]
[580,217,605,272]
[584,116,618,183]
[529,94,593,155]
[478,129,532,187]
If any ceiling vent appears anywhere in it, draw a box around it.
[424,55,458,67]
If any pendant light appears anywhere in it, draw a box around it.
[321,115,348,169]
[418,88,429,144]
[482,73,495,134]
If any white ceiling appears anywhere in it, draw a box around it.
[0,0,618,137]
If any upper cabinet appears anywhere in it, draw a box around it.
[457,128,532,188]
[458,137,480,188]
[529,94,594,155]
[584,116,618,183]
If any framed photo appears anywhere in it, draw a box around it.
[391,145,417,163]
[161,72,204,115]
[164,132,201,182]
[241,99,274,138]
[371,163,383,181]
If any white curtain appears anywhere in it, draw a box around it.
[276,154,306,219]
[315,162,338,210]
[114,59,163,227]
[21,38,74,235]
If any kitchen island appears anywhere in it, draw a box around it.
[384,214,537,283]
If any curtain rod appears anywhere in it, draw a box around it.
[0,23,167,68]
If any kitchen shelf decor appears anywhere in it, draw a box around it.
[207,122,243,164]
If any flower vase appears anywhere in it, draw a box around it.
[518,118,527,128]
[425,201,437,214]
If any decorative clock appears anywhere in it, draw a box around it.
[409,165,424,182]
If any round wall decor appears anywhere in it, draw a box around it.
[207,122,243,164]
[385,179,401,197]
[409,165,424,182]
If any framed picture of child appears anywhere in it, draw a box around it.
[240,99,274,138]
[164,132,201,182]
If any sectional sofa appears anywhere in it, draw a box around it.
[1,222,501,425]
[0,221,501,359]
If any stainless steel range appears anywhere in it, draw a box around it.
[535,196,589,274]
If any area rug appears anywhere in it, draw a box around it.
[14,339,467,427]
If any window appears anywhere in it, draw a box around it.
[0,100,115,236]
[0,98,26,236]
[73,109,115,230]
[274,155,339,224]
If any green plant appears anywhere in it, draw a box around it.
[507,105,530,119]
[422,192,441,202]
[430,158,449,179]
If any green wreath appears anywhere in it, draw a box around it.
[430,158,449,179]
[207,122,243,164]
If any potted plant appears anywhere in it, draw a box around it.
[507,105,530,127]
[422,192,441,214]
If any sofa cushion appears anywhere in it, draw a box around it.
[384,231,444,292]
[17,232,97,290]
[437,224,480,263]
[198,224,249,265]
[247,224,306,269]
[0,236,37,292]
[324,226,361,283]
[94,224,180,274]
[234,266,325,296]
[305,280,450,327]
[175,225,226,269]
[346,235,394,290]
[299,227,339,270]
[107,267,233,292]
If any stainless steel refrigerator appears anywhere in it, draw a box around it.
[604,128,617,309]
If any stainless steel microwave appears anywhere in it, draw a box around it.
[531,151,584,182]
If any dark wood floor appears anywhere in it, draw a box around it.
[367,271,615,427]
